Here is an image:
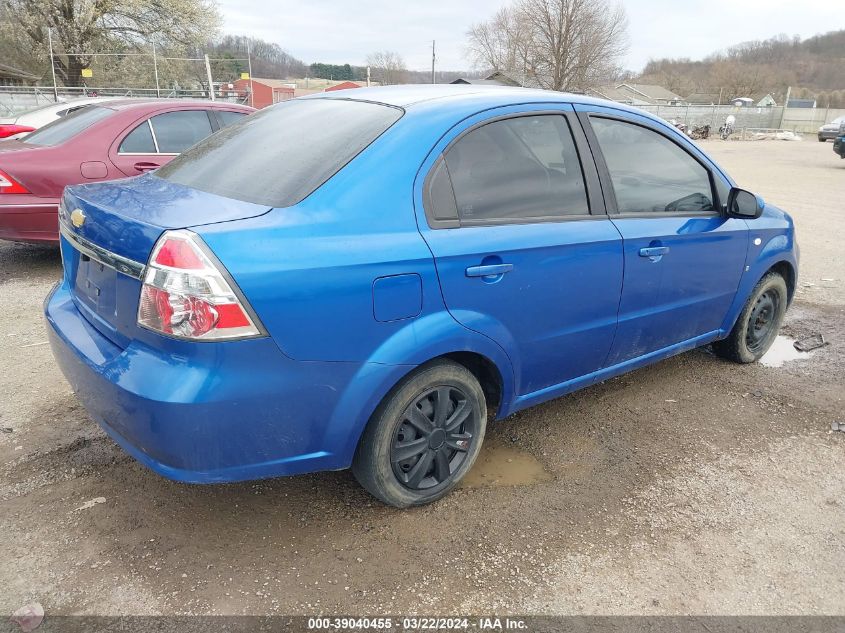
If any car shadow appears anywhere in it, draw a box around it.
[0,240,62,286]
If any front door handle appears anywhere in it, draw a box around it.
[466,263,513,278]
[639,246,670,259]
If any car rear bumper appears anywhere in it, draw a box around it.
[0,196,59,243]
[45,280,404,482]
[819,130,839,140]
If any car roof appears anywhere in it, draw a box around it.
[102,99,253,112]
[305,83,636,113]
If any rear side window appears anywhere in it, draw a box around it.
[24,106,113,147]
[590,117,714,214]
[150,110,213,153]
[438,115,589,224]
[119,121,156,153]
[155,99,403,207]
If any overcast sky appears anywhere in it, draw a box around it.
[217,0,837,73]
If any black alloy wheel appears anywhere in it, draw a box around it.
[390,386,478,491]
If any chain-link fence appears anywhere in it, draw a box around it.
[0,85,252,117]
[4,87,843,135]
[638,104,845,136]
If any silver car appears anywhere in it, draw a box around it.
[818,116,845,142]
[0,97,126,140]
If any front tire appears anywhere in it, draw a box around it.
[712,272,788,363]
[352,360,487,508]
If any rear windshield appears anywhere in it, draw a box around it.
[24,106,113,146]
[154,98,403,207]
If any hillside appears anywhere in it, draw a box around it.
[637,30,845,106]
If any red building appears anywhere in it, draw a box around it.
[232,78,295,109]
[325,81,364,92]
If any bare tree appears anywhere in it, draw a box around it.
[466,0,629,92]
[1,0,220,86]
[366,51,407,85]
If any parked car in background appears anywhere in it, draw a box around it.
[0,99,254,243]
[832,130,845,158]
[817,116,845,141]
[45,86,798,508]
[0,97,127,140]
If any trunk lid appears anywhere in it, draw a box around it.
[61,174,271,347]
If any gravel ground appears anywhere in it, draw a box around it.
[1,139,843,617]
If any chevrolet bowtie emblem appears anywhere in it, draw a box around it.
[70,208,86,228]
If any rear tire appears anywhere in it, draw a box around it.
[712,272,788,363]
[352,360,487,508]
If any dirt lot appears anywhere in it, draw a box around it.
[1,139,843,617]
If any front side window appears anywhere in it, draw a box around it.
[590,117,714,214]
[150,110,214,153]
[439,115,589,224]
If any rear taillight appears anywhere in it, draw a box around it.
[0,124,35,139]
[137,230,264,341]
[0,169,30,194]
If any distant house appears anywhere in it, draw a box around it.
[451,77,509,86]
[755,93,777,107]
[452,71,522,87]
[587,85,650,106]
[614,83,683,105]
[587,83,682,105]
[325,81,364,92]
[0,63,38,87]
[730,94,777,107]
[685,92,723,105]
[233,77,295,108]
[787,98,816,109]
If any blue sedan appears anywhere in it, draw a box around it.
[45,85,798,507]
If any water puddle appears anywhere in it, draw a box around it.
[461,442,552,489]
[758,335,811,368]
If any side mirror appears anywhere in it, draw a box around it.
[727,187,764,219]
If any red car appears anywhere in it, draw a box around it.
[0,99,254,243]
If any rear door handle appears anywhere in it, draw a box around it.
[466,263,513,278]
[639,246,670,258]
[133,161,160,172]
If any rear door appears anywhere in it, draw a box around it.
[576,106,748,365]
[110,109,216,176]
[416,105,624,396]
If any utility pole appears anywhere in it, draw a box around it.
[431,40,436,84]
[366,66,371,88]
[780,85,792,130]
[152,41,160,97]
[47,27,58,99]
[204,54,215,101]
[246,39,255,108]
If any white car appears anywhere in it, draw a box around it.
[0,97,126,140]
[817,116,845,142]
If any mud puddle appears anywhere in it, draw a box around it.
[759,336,812,368]
[462,442,553,488]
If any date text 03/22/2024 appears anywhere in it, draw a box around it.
[306,617,528,630]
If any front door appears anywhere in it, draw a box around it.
[417,108,624,396]
[578,109,748,365]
